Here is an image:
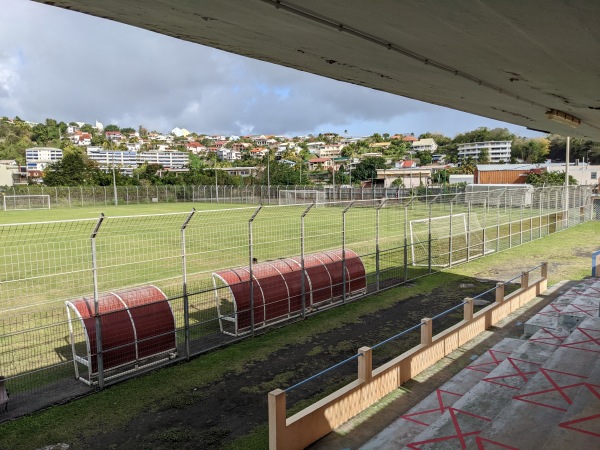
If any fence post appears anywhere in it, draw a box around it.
[496,201,500,252]
[358,347,373,383]
[521,271,529,290]
[495,282,505,303]
[404,206,409,281]
[90,214,105,389]
[181,209,196,360]
[520,205,523,245]
[464,297,474,321]
[375,199,387,291]
[449,202,453,267]
[301,203,315,318]
[421,318,432,345]
[268,389,287,450]
[428,202,432,273]
[248,205,263,335]
[342,202,355,303]
[467,201,471,261]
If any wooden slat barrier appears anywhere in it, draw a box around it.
[269,262,548,450]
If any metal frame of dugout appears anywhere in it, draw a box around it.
[212,249,367,336]
[65,285,177,385]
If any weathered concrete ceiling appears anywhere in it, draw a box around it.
[36,0,600,140]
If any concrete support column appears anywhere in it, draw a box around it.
[358,347,373,383]
[268,389,287,450]
[464,297,474,321]
[421,318,432,346]
[495,282,505,304]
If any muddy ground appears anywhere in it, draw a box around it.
[72,274,509,450]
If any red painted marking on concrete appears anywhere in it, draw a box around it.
[401,389,462,426]
[529,328,569,346]
[466,350,511,374]
[536,304,565,316]
[560,327,600,354]
[586,383,600,401]
[567,303,597,316]
[559,413,600,438]
[475,436,520,449]
[407,407,491,450]
[513,368,588,412]
[482,357,542,389]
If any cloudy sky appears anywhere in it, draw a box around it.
[1,0,542,138]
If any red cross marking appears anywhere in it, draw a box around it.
[400,389,462,426]
[466,350,511,374]
[529,327,569,346]
[513,368,588,412]
[560,327,600,354]
[566,303,597,316]
[407,407,491,450]
[536,304,565,316]
[559,413,600,438]
[482,357,542,389]
[475,436,520,449]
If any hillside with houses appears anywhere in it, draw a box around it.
[1,116,599,189]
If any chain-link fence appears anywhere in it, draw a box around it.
[1,184,465,208]
[0,185,593,419]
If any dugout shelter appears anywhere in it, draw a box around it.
[65,285,176,385]
[213,249,367,336]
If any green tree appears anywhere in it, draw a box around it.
[526,171,577,186]
[477,148,490,164]
[352,156,387,181]
[43,149,103,186]
[104,124,120,132]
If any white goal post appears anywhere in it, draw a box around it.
[278,189,326,206]
[409,212,490,267]
[3,194,51,211]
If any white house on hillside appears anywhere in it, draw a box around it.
[457,141,512,163]
[411,138,438,152]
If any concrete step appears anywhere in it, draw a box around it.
[524,279,600,335]
[542,356,600,449]
[359,338,524,450]
[466,316,600,450]
[403,331,561,449]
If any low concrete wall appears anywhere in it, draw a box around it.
[269,263,548,450]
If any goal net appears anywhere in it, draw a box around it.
[409,212,489,267]
[3,194,51,211]
[278,189,326,206]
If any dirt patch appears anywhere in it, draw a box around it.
[75,277,505,449]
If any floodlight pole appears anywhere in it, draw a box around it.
[248,205,263,335]
[91,213,105,389]
[181,208,196,360]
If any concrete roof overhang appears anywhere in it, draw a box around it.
[36,1,600,140]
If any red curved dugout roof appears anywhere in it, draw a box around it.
[213,249,366,331]
[67,285,176,374]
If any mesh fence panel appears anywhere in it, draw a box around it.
[0,185,593,418]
